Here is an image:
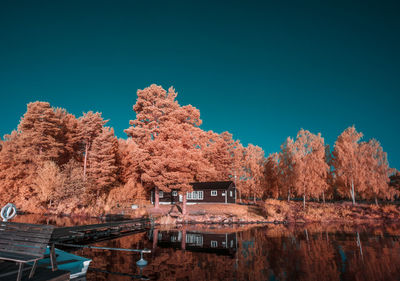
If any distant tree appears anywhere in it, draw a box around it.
[229,142,247,203]
[0,131,34,203]
[279,137,297,202]
[17,101,65,164]
[117,138,143,185]
[263,153,280,199]
[291,129,329,208]
[359,139,396,204]
[86,127,119,197]
[78,111,108,179]
[59,159,85,200]
[242,144,265,202]
[33,161,63,207]
[201,131,239,181]
[332,126,364,205]
[55,108,81,164]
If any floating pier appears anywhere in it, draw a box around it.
[51,217,152,245]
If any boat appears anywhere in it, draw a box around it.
[36,247,92,280]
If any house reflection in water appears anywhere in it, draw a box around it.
[149,229,238,256]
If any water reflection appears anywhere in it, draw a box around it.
[151,228,237,256]
[75,223,400,281]
[11,215,400,280]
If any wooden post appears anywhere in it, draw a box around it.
[16,263,23,281]
[29,260,38,278]
[50,243,58,271]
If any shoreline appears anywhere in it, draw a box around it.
[11,199,400,227]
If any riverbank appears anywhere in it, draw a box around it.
[145,200,400,225]
[8,198,400,225]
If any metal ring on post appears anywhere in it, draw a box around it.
[1,203,17,222]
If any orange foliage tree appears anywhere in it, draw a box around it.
[359,139,396,204]
[125,84,213,214]
[279,137,297,202]
[291,129,330,208]
[78,111,108,179]
[263,153,280,199]
[86,127,119,198]
[333,126,366,205]
[242,144,265,202]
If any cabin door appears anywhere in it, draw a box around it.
[179,195,183,202]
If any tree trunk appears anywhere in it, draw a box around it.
[350,178,356,205]
[154,186,160,209]
[303,194,306,210]
[322,191,325,204]
[287,187,291,202]
[375,197,379,206]
[83,143,89,179]
[238,188,242,204]
[182,193,187,216]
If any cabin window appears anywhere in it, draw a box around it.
[211,241,218,247]
[172,191,178,196]
[231,240,234,247]
[186,191,204,200]
[198,191,204,200]
[159,191,163,198]
[186,234,203,246]
[211,190,218,196]
[230,191,233,197]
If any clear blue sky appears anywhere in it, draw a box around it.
[0,0,399,168]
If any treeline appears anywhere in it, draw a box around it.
[0,84,397,214]
[264,127,398,207]
[0,85,263,214]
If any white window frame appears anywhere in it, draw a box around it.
[159,191,163,198]
[172,191,178,196]
[211,190,218,196]
[186,234,203,246]
[230,191,233,197]
[211,240,218,248]
[186,191,204,200]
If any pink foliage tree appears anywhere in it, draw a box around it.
[333,126,364,205]
[125,84,213,214]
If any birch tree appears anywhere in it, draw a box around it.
[332,126,364,205]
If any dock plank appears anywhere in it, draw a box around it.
[51,218,152,244]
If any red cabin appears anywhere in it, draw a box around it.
[150,181,236,204]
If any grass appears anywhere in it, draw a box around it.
[263,199,400,223]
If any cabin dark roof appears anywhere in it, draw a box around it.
[191,181,234,190]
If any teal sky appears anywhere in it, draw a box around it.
[0,0,399,168]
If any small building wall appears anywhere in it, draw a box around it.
[150,181,236,204]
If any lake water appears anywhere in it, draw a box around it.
[12,215,400,280]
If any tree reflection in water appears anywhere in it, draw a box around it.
[13,215,400,281]
[62,223,400,281]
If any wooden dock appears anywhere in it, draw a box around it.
[51,218,152,245]
[0,261,70,281]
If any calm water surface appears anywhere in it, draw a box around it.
[14,215,400,281]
